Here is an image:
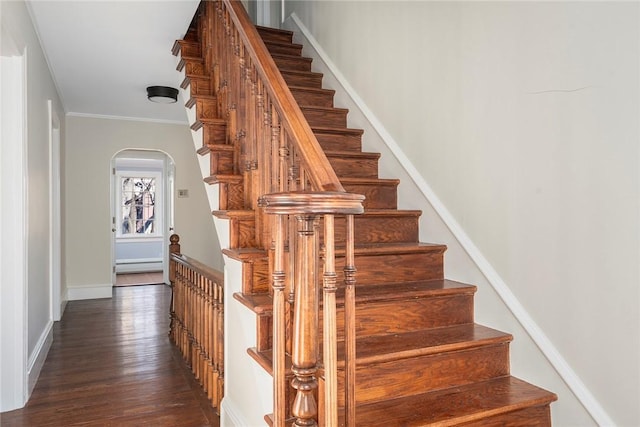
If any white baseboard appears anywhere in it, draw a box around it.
[67,284,113,301]
[285,12,613,427]
[220,397,256,427]
[27,321,53,397]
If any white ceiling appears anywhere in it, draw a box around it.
[27,0,200,124]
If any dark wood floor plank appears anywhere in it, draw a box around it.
[0,285,219,427]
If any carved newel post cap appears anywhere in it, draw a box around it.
[170,234,180,244]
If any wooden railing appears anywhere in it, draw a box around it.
[168,234,225,413]
[193,1,365,425]
[262,192,363,427]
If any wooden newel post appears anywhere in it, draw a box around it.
[291,213,320,427]
[263,192,364,427]
[169,234,181,283]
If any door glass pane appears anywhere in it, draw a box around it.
[120,177,156,235]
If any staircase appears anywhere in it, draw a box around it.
[173,2,557,425]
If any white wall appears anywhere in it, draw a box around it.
[284,2,639,426]
[0,0,66,410]
[65,116,223,294]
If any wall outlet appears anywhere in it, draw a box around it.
[177,189,189,198]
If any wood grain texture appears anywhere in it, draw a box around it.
[1,285,219,427]
[168,11,558,425]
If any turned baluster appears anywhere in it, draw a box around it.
[344,215,357,426]
[290,213,320,427]
[323,214,338,427]
[272,214,287,427]
[216,280,225,412]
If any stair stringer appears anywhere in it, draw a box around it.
[282,13,599,426]
[175,65,274,427]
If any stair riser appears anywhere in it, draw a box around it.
[180,58,205,76]
[458,404,552,427]
[337,251,444,286]
[208,150,234,176]
[291,88,334,108]
[219,182,244,211]
[257,28,293,44]
[203,123,227,145]
[343,182,398,210]
[333,294,474,339]
[335,344,510,407]
[314,131,362,152]
[282,72,323,89]
[321,215,419,245]
[328,156,378,179]
[301,108,347,128]
[224,213,418,248]
[228,217,256,249]
[273,55,312,72]
[265,43,303,57]
[179,42,200,57]
[187,77,212,97]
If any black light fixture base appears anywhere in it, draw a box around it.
[146,86,179,104]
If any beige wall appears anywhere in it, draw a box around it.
[285,1,639,426]
[65,116,223,290]
[1,0,66,370]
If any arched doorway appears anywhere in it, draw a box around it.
[110,149,175,287]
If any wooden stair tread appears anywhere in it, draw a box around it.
[339,324,512,365]
[300,105,349,114]
[185,93,217,109]
[264,39,303,50]
[325,150,381,160]
[212,209,254,220]
[176,55,203,72]
[222,247,267,259]
[190,116,226,131]
[251,324,510,370]
[256,25,294,43]
[347,376,557,427]
[233,279,474,317]
[346,242,446,256]
[204,174,243,185]
[311,125,364,136]
[197,143,233,156]
[234,292,272,315]
[345,279,475,303]
[340,176,400,185]
[280,69,324,79]
[180,73,209,89]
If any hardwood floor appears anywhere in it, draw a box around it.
[0,285,220,427]
[115,271,165,287]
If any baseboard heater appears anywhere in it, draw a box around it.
[115,258,163,274]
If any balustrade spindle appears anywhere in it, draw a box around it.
[263,193,364,427]
[168,234,225,413]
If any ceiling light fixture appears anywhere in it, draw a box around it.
[146,86,178,104]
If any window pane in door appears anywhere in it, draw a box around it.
[120,177,156,235]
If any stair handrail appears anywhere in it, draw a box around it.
[222,0,344,193]
[195,2,362,425]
